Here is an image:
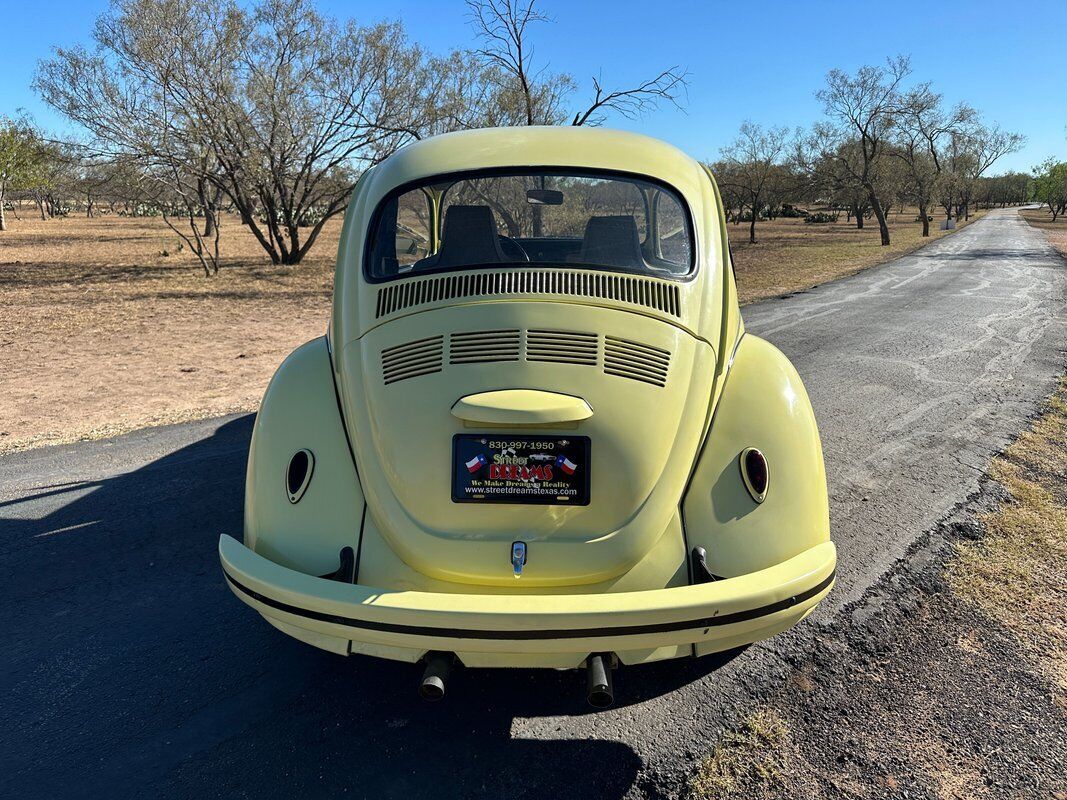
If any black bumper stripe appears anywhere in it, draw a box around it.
[223,568,836,642]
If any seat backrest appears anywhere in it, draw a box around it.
[433,205,508,268]
[578,215,644,269]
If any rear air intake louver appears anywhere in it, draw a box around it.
[375,270,680,318]
[380,335,443,385]
[381,330,671,388]
[525,329,598,365]
[449,329,521,364]
[604,335,671,387]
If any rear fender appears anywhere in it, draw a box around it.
[244,337,365,576]
[682,334,830,578]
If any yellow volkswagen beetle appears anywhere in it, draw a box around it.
[219,126,835,707]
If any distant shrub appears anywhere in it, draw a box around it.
[804,212,836,224]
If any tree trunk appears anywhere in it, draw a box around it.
[198,180,219,239]
[0,189,6,231]
[867,189,891,246]
[236,202,281,264]
[748,204,757,244]
[293,211,340,265]
[919,203,929,237]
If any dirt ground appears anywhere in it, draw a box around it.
[730,207,986,305]
[1020,206,1067,258]
[0,203,985,453]
[688,381,1067,799]
[0,209,339,453]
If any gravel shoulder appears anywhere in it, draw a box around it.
[688,381,1067,799]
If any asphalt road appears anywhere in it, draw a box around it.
[2,209,1065,799]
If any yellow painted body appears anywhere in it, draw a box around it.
[219,126,835,668]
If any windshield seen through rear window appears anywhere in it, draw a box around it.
[365,169,693,282]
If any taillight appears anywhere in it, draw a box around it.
[739,447,768,503]
[286,449,315,504]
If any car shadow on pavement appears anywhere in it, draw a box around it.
[1,416,735,799]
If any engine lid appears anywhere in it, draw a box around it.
[337,301,716,587]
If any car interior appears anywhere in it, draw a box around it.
[410,206,651,272]
[368,172,692,280]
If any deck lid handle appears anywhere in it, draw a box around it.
[451,389,593,425]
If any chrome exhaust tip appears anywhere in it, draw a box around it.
[586,653,615,708]
[419,652,451,701]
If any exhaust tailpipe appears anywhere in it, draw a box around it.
[586,653,615,708]
[419,652,451,701]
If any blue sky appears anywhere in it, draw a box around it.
[3,0,1065,173]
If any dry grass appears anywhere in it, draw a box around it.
[1019,206,1067,259]
[0,208,339,453]
[687,710,794,799]
[731,207,986,305]
[950,379,1067,694]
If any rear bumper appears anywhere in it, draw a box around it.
[219,534,836,667]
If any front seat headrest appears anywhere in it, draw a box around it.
[579,215,644,269]
[432,205,509,269]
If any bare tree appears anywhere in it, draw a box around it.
[934,140,969,223]
[466,0,571,126]
[795,137,869,227]
[815,55,911,246]
[714,122,793,243]
[466,0,688,128]
[571,70,689,127]
[465,0,686,237]
[23,139,74,220]
[958,123,1024,219]
[892,86,974,236]
[932,119,1023,223]
[36,0,430,267]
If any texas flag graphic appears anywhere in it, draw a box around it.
[555,454,578,475]
[465,453,488,473]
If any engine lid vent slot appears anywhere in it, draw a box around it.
[450,329,521,364]
[381,335,444,384]
[374,270,680,318]
[525,329,598,366]
[604,336,670,387]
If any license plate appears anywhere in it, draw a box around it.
[452,434,590,505]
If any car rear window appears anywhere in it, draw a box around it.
[365,169,694,282]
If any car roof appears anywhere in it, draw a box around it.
[364,126,708,208]
[334,126,727,344]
